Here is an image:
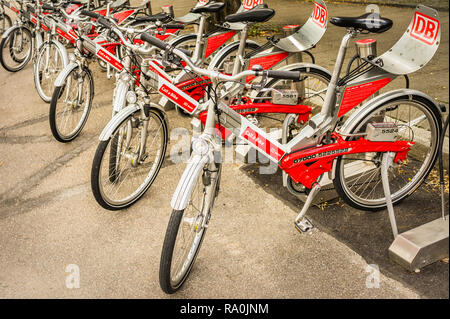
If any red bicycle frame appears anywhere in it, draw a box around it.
[279,133,412,189]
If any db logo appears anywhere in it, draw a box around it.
[312,2,327,28]
[410,12,439,45]
[198,0,209,4]
[243,0,263,10]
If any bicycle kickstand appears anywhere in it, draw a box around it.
[294,182,321,234]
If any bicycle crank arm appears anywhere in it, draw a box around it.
[293,182,321,234]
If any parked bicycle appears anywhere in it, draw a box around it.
[89,0,332,211]
[152,5,443,293]
[47,0,167,142]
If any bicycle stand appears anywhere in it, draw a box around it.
[381,152,449,272]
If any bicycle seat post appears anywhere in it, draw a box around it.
[232,24,249,75]
[320,29,356,119]
[192,14,208,64]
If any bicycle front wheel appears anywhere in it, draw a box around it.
[91,108,168,210]
[49,66,94,142]
[159,159,221,294]
[334,95,442,211]
[34,41,66,102]
[0,26,32,72]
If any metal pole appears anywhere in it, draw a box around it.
[381,152,399,238]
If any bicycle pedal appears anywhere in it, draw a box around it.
[294,217,315,234]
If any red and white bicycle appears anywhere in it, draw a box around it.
[152,5,444,293]
[88,0,331,211]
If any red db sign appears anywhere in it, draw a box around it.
[410,12,439,45]
[243,0,263,10]
[312,2,327,28]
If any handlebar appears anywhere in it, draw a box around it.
[139,33,301,83]
[266,70,301,81]
[42,4,55,11]
[164,24,185,30]
[140,32,192,57]
[80,9,101,19]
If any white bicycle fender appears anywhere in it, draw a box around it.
[275,62,332,78]
[340,88,440,135]
[98,104,139,141]
[167,33,197,46]
[35,32,43,52]
[2,25,20,39]
[112,80,129,114]
[171,153,210,210]
[207,39,259,71]
[54,62,78,87]
[51,39,69,67]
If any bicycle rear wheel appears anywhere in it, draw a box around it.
[334,95,442,211]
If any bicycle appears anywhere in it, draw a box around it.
[81,12,189,209]
[33,0,81,103]
[47,1,170,142]
[153,4,443,293]
[89,0,332,211]
[1,0,51,72]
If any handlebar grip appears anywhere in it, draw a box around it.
[140,33,193,57]
[97,16,112,28]
[266,70,301,81]
[42,4,55,11]
[175,46,193,57]
[164,24,185,30]
[140,32,169,50]
[80,10,101,19]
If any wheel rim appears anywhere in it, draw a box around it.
[97,112,166,207]
[338,99,439,207]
